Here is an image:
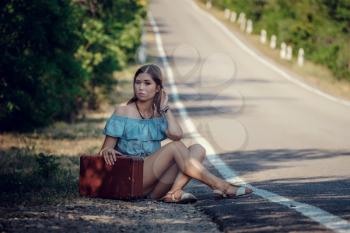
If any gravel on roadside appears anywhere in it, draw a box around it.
[0,196,221,233]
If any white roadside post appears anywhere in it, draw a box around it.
[280,42,287,59]
[298,48,304,66]
[224,8,230,19]
[270,35,277,49]
[286,45,293,61]
[137,26,147,63]
[230,11,237,22]
[238,12,245,25]
[260,29,267,44]
[246,19,253,34]
[240,17,246,31]
[206,1,212,9]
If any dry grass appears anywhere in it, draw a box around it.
[0,65,136,156]
[0,65,137,206]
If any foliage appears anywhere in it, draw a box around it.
[0,0,146,131]
[35,153,60,178]
[0,149,79,205]
[74,0,146,109]
[0,0,87,131]
[206,0,350,81]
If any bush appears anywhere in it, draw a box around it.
[0,149,79,205]
[206,0,350,81]
[74,0,146,109]
[0,0,147,131]
[0,0,87,131]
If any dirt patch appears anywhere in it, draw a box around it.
[0,197,220,233]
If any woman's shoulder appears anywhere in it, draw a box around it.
[113,104,127,116]
[113,103,163,120]
[113,103,136,118]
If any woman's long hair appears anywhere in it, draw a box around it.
[127,64,164,115]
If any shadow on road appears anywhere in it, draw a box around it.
[185,148,350,232]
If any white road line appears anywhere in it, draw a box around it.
[148,11,350,233]
[188,0,350,108]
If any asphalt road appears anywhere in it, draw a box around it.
[148,0,350,232]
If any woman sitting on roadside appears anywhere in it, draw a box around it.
[99,64,253,203]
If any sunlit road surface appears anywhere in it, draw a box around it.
[148,0,350,232]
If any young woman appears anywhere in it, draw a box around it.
[99,64,252,203]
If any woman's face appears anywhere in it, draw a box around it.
[134,73,160,101]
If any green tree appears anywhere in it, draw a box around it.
[0,0,86,131]
[206,0,350,81]
[73,0,146,109]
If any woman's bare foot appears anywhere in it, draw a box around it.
[212,181,253,198]
[161,189,197,204]
[225,184,253,196]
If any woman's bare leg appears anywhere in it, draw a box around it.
[169,143,206,191]
[143,141,230,197]
[145,144,206,199]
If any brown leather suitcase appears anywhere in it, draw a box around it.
[79,155,144,200]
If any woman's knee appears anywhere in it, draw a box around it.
[166,140,189,155]
[189,143,206,161]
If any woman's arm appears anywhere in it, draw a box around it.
[99,105,127,165]
[164,109,183,141]
[99,135,118,153]
[160,90,183,141]
[99,105,128,165]
[99,136,123,165]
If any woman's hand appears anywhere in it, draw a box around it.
[99,147,124,166]
[160,89,169,112]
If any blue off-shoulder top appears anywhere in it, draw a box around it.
[103,114,168,157]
